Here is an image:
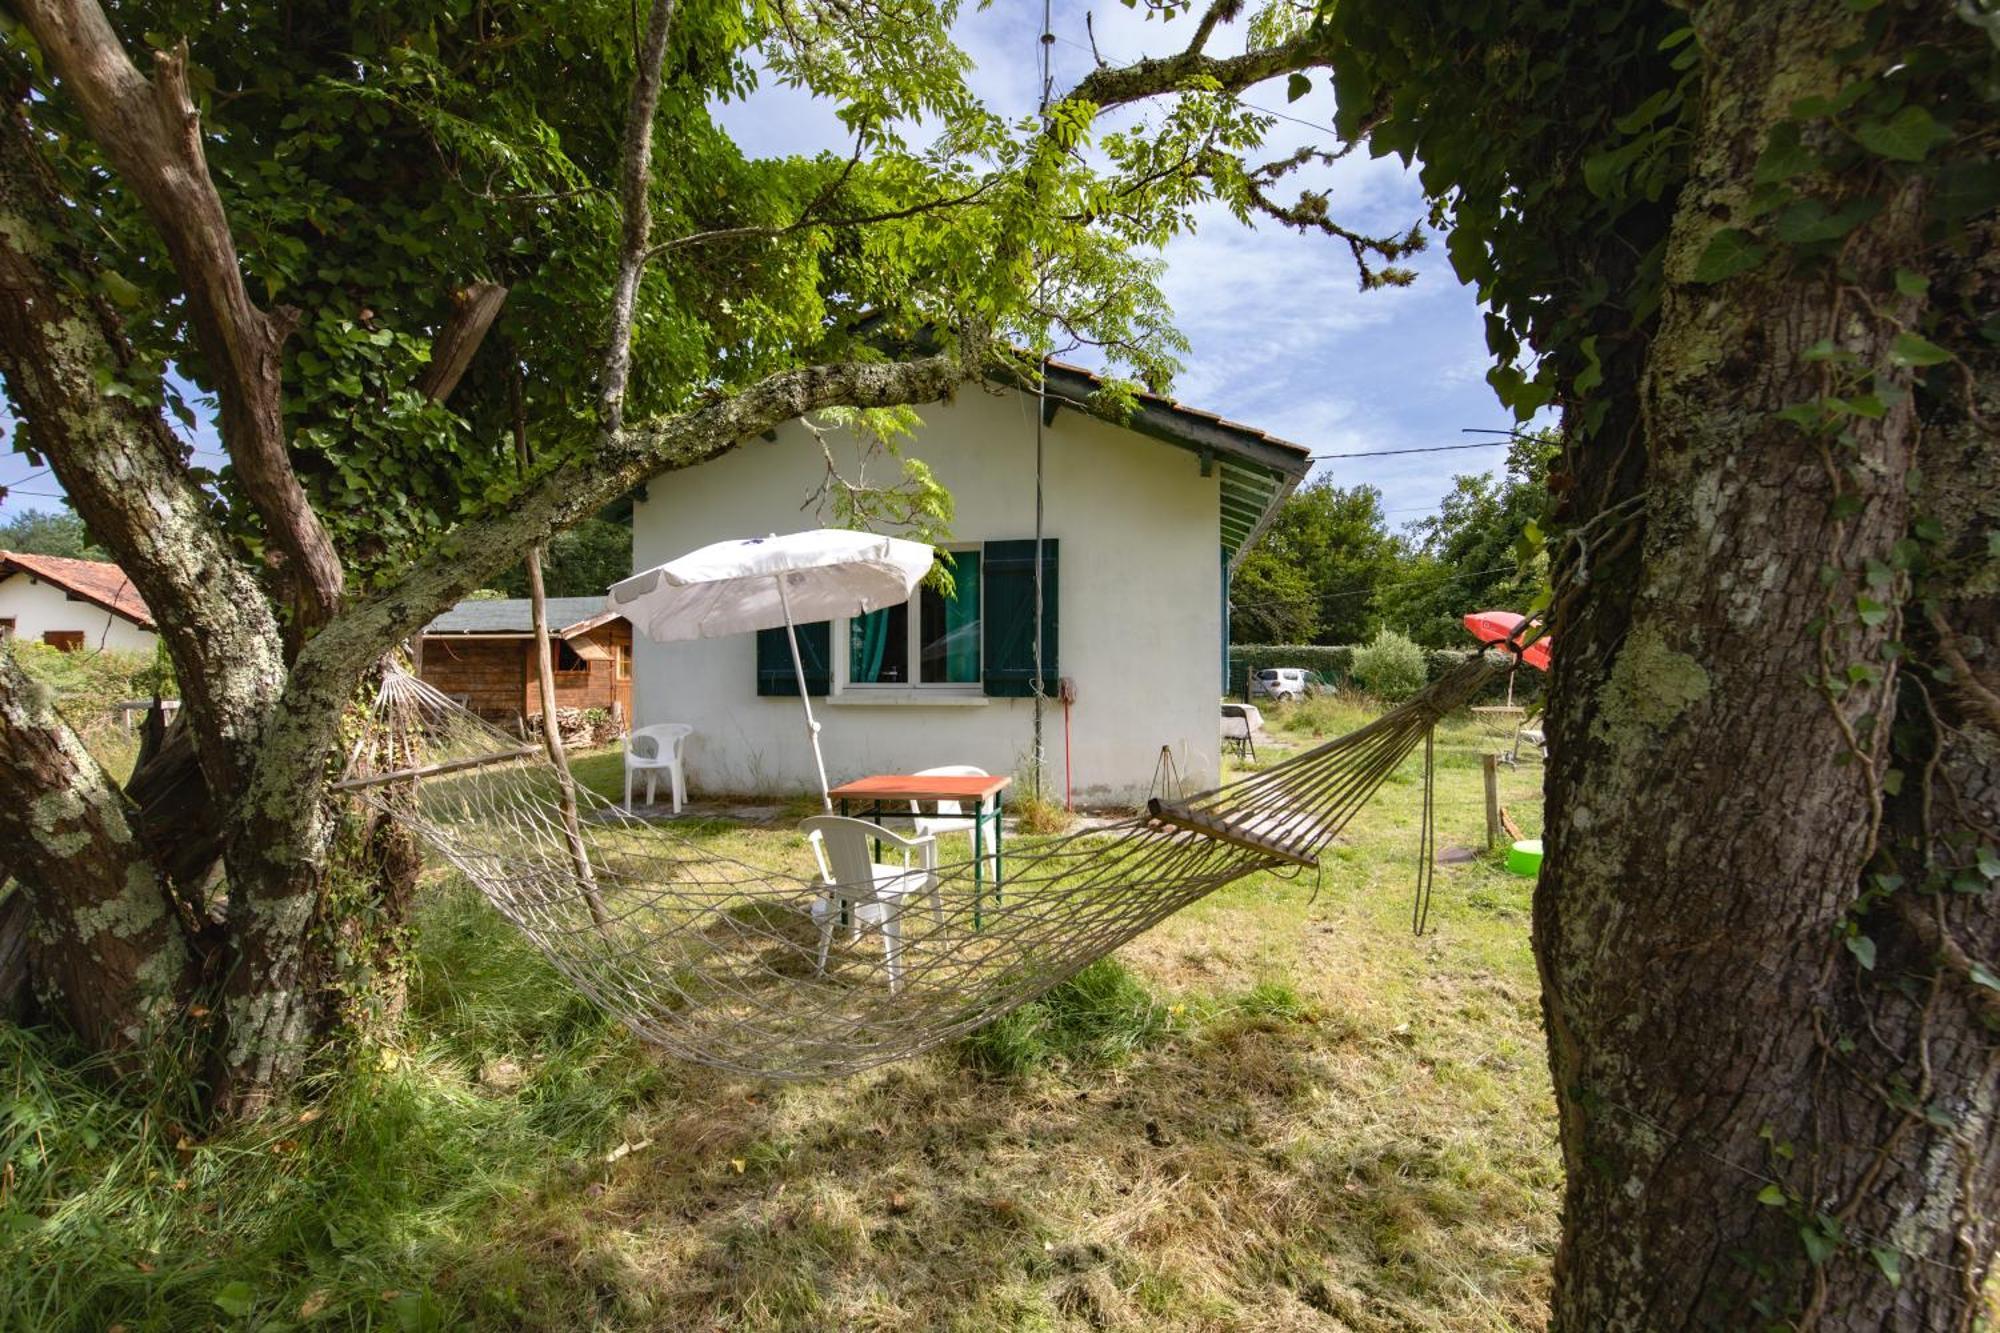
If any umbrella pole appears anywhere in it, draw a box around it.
[777,577,834,810]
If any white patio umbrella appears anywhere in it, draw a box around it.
[609,529,935,808]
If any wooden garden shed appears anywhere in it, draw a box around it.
[416,596,633,728]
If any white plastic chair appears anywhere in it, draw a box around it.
[623,723,691,813]
[801,815,941,993]
[907,764,997,884]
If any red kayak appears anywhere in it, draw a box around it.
[1463,610,1552,671]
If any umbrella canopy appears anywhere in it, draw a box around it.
[610,530,936,810]
[611,529,935,643]
[1462,610,1552,672]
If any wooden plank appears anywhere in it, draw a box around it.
[1482,752,1501,851]
[1146,798,1317,869]
[333,744,541,792]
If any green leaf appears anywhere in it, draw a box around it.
[1845,934,1877,970]
[1932,163,2000,222]
[1614,89,1673,136]
[1690,228,1768,283]
[1756,1184,1787,1206]
[1978,844,2000,880]
[1753,124,1816,184]
[1574,335,1603,394]
[1657,25,1695,50]
[98,270,144,308]
[1888,332,1951,368]
[1968,963,2000,992]
[1855,106,1952,163]
[1286,72,1311,103]
[214,1281,256,1317]
[1871,1246,1902,1288]
[1771,197,1879,244]
[1893,269,1930,298]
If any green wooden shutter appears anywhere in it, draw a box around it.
[756,621,831,696]
[982,539,1057,697]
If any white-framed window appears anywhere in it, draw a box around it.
[840,548,982,691]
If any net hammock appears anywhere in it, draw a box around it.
[339,653,1508,1080]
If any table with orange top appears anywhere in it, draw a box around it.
[827,772,1012,922]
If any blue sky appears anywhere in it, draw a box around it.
[1,3,1517,537]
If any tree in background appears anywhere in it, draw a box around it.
[1377,433,1552,646]
[0,507,107,560]
[492,514,633,601]
[1229,478,1402,644]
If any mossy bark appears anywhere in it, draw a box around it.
[1535,2,2000,1326]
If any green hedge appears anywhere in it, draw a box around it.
[8,642,177,729]
[1227,643,1542,703]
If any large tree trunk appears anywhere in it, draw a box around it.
[1535,3,1999,1326]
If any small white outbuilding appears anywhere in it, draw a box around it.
[0,549,158,655]
[628,363,1311,807]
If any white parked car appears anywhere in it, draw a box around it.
[1250,667,1311,702]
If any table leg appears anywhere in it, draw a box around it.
[994,790,1005,905]
[972,801,984,932]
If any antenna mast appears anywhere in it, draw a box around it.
[1031,0,1055,799]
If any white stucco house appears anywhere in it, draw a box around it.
[0,549,158,654]
[629,362,1311,807]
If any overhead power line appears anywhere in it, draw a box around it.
[1310,441,1508,461]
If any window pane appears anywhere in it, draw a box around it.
[849,604,909,683]
[920,551,981,684]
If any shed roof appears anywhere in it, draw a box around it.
[422,597,616,637]
[0,549,155,629]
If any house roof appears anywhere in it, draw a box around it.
[0,549,155,629]
[422,596,618,638]
[1037,359,1313,571]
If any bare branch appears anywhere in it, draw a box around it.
[1183,0,1244,59]
[415,282,509,404]
[13,1,345,626]
[600,0,681,429]
[651,179,998,258]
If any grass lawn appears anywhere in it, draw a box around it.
[2,697,1558,1331]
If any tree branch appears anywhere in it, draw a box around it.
[600,0,681,429]
[0,95,291,801]
[415,282,509,404]
[293,343,982,693]
[1067,22,1327,111]
[13,0,345,626]
[650,179,998,258]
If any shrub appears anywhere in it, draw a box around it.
[9,642,176,728]
[1349,629,1428,701]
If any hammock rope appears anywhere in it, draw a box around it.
[341,653,1506,1079]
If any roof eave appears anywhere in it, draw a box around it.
[0,558,157,631]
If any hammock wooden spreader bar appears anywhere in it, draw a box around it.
[331,744,542,791]
[1146,798,1317,868]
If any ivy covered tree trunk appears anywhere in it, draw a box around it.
[1534,1,1999,1325]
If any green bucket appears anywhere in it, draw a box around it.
[1505,838,1544,877]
